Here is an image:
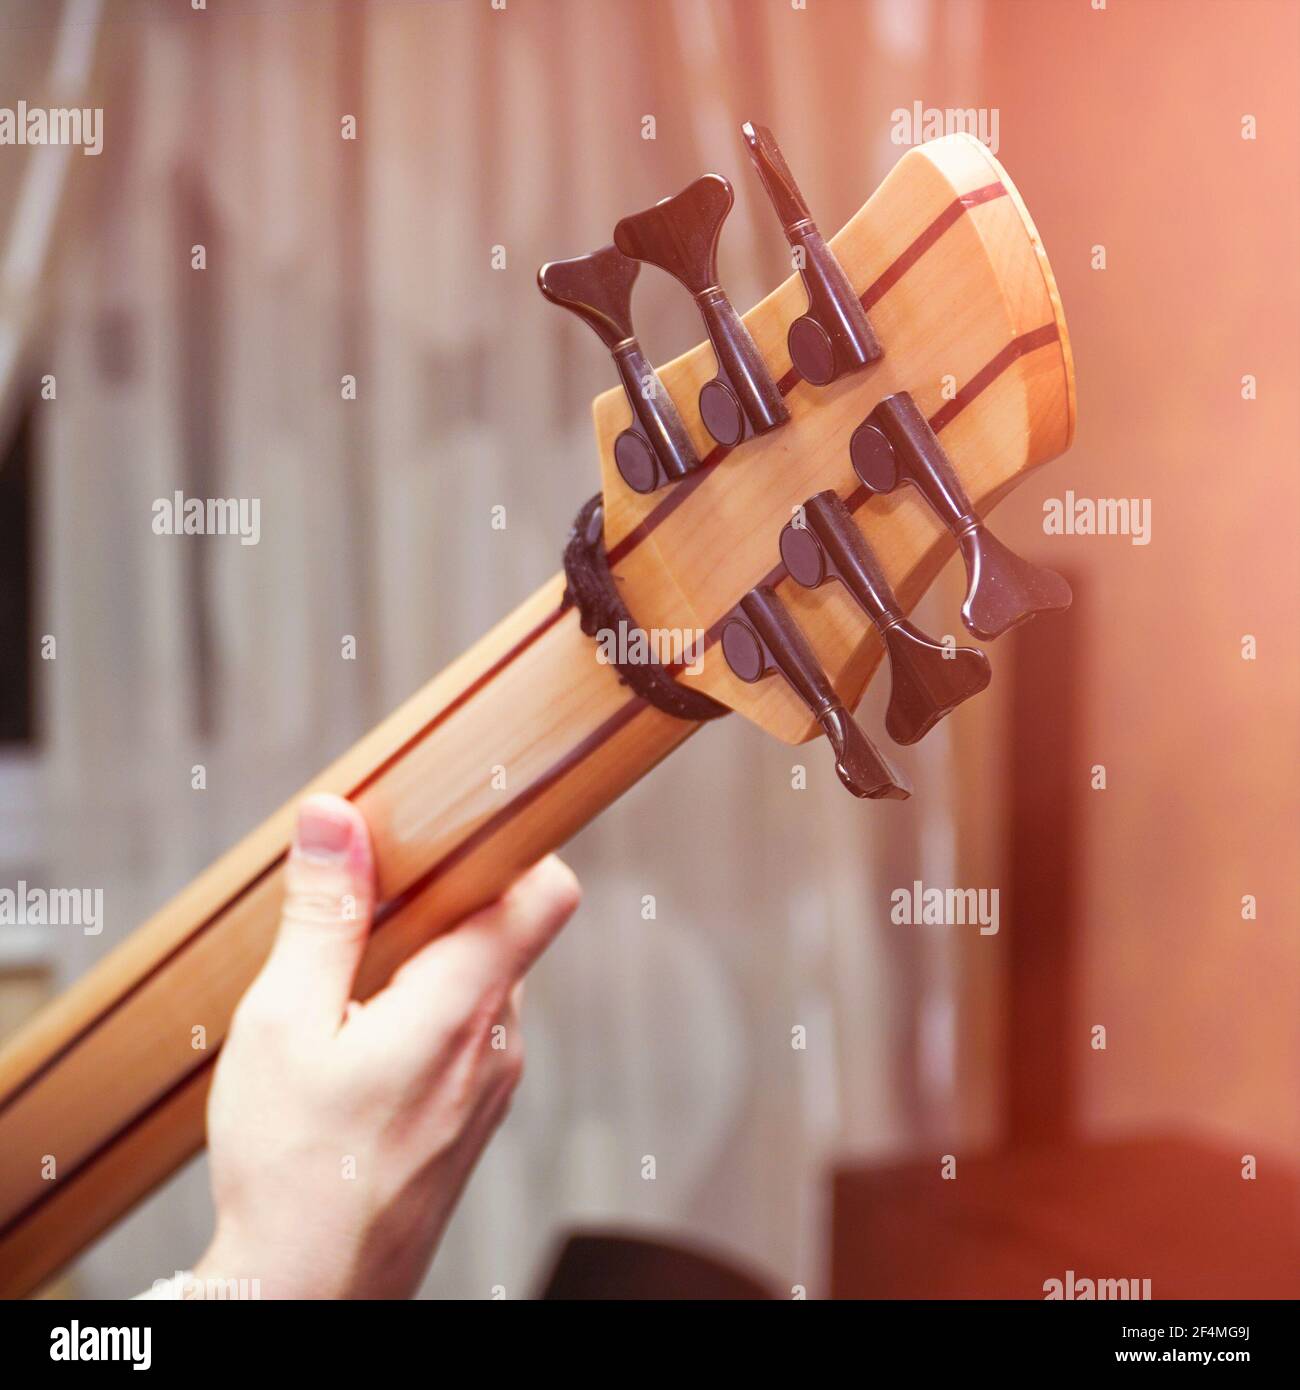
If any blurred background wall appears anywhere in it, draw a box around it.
[0,0,1295,1299]
[983,0,1300,1160]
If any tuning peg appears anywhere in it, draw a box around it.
[614,174,789,449]
[779,491,991,745]
[538,245,700,494]
[721,585,909,800]
[850,392,1072,640]
[741,121,882,387]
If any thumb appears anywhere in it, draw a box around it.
[255,794,375,1033]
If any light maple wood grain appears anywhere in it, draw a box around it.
[0,133,1074,1296]
[0,585,696,1296]
[595,134,1074,743]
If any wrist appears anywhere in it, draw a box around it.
[195,1220,364,1300]
[191,1229,274,1300]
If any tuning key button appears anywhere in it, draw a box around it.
[720,618,766,684]
[741,121,882,387]
[615,175,789,448]
[850,392,1072,640]
[780,491,991,745]
[538,244,699,494]
[721,585,909,800]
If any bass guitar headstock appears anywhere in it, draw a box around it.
[540,126,1075,800]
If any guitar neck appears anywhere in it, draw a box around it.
[0,570,698,1295]
[0,126,1078,1297]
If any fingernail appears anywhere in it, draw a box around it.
[294,797,354,864]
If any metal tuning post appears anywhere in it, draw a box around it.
[721,585,909,800]
[780,491,991,745]
[614,174,789,449]
[538,244,699,494]
[741,121,881,387]
[850,392,1072,640]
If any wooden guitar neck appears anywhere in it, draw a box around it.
[0,575,696,1296]
[0,129,1075,1295]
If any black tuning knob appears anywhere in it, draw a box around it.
[780,491,991,745]
[721,585,909,800]
[538,244,699,494]
[741,121,882,387]
[614,174,789,450]
[850,392,1072,640]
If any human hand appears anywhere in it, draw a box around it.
[192,793,580,1298]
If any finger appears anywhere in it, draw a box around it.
[252,794,375,1032]
[365,856,578,1048]
[477,994,522,1073]
[407,855,578,996]
[487,997,525,1105]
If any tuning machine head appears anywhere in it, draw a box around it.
[779,491,991,745]
[615,175,789,449]
[538,244,699,494]
[850,392,1072,640]
[741,121,882,387]
[721,585,909,800]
